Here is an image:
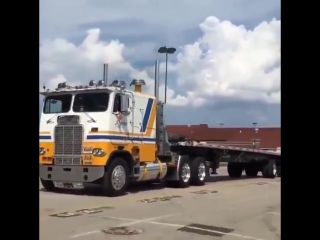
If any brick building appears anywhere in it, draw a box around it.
[166,124,281,150]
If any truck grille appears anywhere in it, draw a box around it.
[54,125,83,165]
[55,157,81,165]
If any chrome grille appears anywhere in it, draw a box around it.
[54,125,83,165]
[55,157,81,165]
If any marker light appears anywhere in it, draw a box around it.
[89,80,96,87]
[98,80,105,86]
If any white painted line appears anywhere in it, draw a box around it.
[149,221,266,240]
[69,215,265,240]
[116,213,180,227]
[266,212,280,216]
[69,230,100,238]
[104,216,139,222]
[68,214,179,238]
[68,194,273,239]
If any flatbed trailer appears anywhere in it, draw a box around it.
[170,143,281,181]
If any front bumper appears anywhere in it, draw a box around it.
[39,165,105,182]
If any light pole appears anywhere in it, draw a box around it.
[252,122,258,148]
[158,46,176,104]
[219,123,224,128]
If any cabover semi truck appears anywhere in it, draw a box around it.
[39,61,281,196]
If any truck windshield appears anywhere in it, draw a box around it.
[73,92,109,112]
[43,94,72,114]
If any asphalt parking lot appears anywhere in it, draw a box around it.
[40,167,281,240]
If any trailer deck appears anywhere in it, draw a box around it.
[171,143,281,157]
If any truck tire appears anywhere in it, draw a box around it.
[177,156,192,188]
[261,160,277,179]
[244,163,258,177]
[276,166,281,177]
[227,162,243,178]
[101,157,129,196]
[191,157,208,186]
[40,178,55,191]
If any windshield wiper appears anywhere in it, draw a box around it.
[46,113,59,124]
[83,112,96,123]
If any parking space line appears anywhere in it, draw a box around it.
[68,214,179,238]
[69,216,266,240]
[41,179,276,218]
[70,230,100,239]
[266,212,280,216]
[68,193,273,239]
[149,221,266,240]
[115,213,180,227]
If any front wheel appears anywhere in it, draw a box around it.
[191,157,208,186]
[40,178,55,191]
[101,157,129,196]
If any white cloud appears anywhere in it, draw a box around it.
[173,17,280,106]
[40,28,183,106]
[40,29,133,90]
[40,16,280,109]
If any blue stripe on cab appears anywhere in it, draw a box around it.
[86,135,155,142]
[140,98,153,132]
[39,136,51,140]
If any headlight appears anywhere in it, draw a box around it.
[39,147,46,155]
[92,148,106,157]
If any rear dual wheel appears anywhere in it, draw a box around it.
[244,163,259,177]
[227,162,243,178]
[176,156,208,188]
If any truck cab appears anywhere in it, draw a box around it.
[39,79,170,195]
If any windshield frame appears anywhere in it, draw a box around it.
[72,91,110,113]
[42,94,72,114]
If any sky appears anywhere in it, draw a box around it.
[39,0,281,127]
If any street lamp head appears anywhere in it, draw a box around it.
[167,47,176,54]
[158,46,176,54]
[158,46,167,54]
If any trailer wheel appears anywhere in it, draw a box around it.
[40,179,55,191]
[177,156,192,188]
[227,162,243,178]
[261,160,277,179]
[244,163,258,177]
[101,157,129,196]
[191,157,208,186]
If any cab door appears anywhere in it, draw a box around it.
[111,93,132,141]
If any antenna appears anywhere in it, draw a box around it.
[103,63,108,85]
[154,60,160,101]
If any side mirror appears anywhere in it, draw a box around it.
[120,94,129,112]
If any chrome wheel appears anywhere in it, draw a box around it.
[181,163,191,182]
[198,163,206,181]
[111,165,126,190]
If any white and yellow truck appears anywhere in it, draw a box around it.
[39,61,281,196]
